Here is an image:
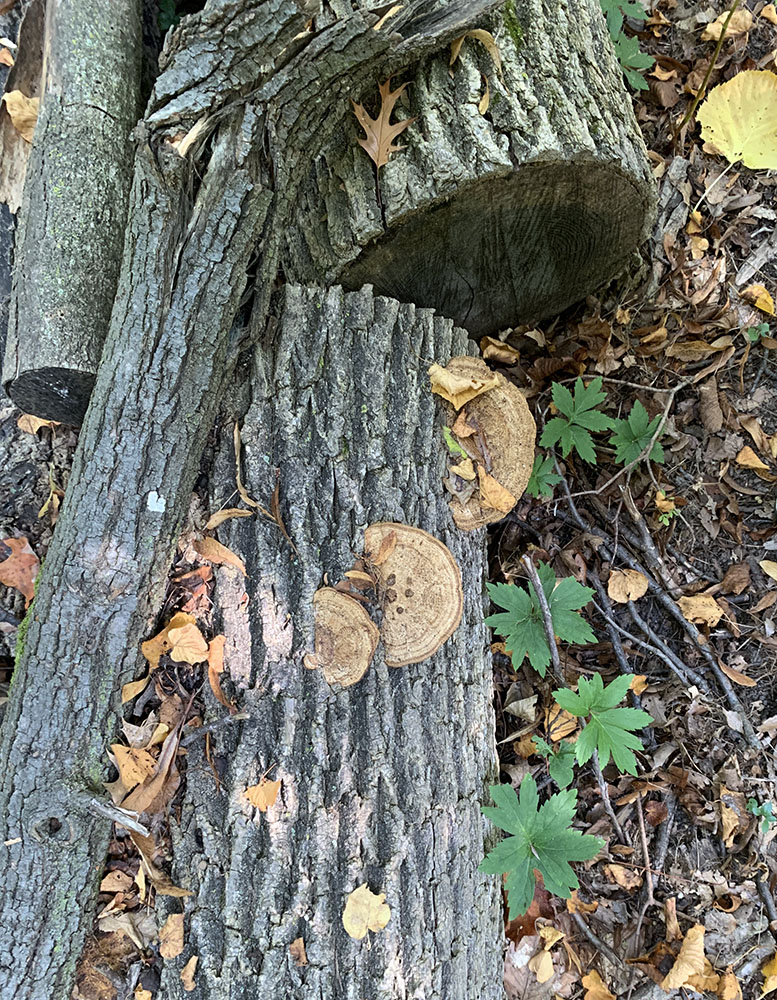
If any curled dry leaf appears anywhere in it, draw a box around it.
[677,594,724,627]
[244,778,281,812]
[760,560,777,583]
[159,913,185,960]
[306,587,379,686]
[342,885,391,940]
[0,536,39,604]
[1,90,39,142]
[204,508,253,530]
[193,536,246,575]
[207,635,234,709]
[582,970,616,1000]
[17,413,57,435]
[429,357,499,409]
[661,924,706,990]
[701,9,753,41]
[607,569,649,604]
[289,937,308,966]
[741,283,775,315]
[477,466,516,513]
[180,955,198,992]
[364,523,462,666]
[736,445,770,471]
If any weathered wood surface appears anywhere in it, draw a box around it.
[162,285,502,999]
[2,0,143,423]
[0,3,505,996]
[285,0,656,334]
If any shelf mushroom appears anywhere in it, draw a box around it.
[306,587,379,687]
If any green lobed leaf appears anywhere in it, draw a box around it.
[540,378,613,463]
[526,454,562,499]
[534,737,577,788]
[610,400,665,465]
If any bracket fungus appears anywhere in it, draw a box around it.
[432,356,536,531]
[364,522,463,667]
[306,587,379,687]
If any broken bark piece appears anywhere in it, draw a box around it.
[364,521,463,666]
[2,0,142,423]
[307,586,379,687]
[439,356,536,531]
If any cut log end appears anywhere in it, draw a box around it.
[341,161,649,335]
[5,366,94,425]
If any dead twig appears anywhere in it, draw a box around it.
[626,601,709,693]
[572,911,624,969]
[521,552,563,685]
[592,746,629,846]
[620,487,681,598]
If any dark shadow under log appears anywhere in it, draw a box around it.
[160,285,503,1000]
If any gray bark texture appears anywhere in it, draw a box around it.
[0,3,506,997]
[161,284,502,1000]
[286,0,656,334]
[1,0,143,424]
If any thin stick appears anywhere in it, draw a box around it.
[572,912,624,969]
[635,796,654,907]
[521,552,563,685]
[626,601,708,692]
[592,746,629,846]
[620,487,681,598]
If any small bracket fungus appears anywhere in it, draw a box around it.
[364,522,463,666]
[432,356,536,531]
[306,587,379,687]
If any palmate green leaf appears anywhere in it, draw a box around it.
[553,674,653,776]
[539,378,614,463]
[534,737,577,788]
[612,33,654,90]
[479,776,604,917]
[609,400,665,466]
[526,454,562,499]
[486,563,595,677]
[599,0,648,37]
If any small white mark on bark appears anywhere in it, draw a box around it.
[146,490,166,512]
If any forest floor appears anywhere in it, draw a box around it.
[0,1,776,999]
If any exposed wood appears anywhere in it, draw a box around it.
[285,0,656,334]
[2,0,143,424]
[161,285,502,999]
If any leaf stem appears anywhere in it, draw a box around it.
[520,552,563,685]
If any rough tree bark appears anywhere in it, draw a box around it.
[1,0,143,424]
[0,3,505,997]
[160,285,502,999]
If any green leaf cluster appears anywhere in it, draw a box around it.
[479,776,604,917]
[539,377,615,463]
[745,322,770,343]
[598,0,654,90]
[553,674,652,776]
[486,561,595,677]
[526,454,562,498]
[747,797,776,833]
[609,399,665,466]
[533,737,577,789]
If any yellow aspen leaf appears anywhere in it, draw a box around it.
[1,90,39,142]
[764,954,777,996]
[244,778,281,812]
[477,466,516,513]
[736,445,770,470]
[167,623,209,664]
[661,924,706,990]
[180,955,198,992]
[742,283,775,315]
[701,9,753,41]
[111,745,156,792]
[351,77,416,170]
[697,71,777,169]
[193,536,246,575]
[677,594,724,626]
[428,361,499,409]
[582,969,616,1000]
[159,913,185,960]
[342,885,391,940]
[121,674,151,704]
[607,569,649,603]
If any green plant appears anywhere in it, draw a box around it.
[609,399,665,466]
[553,673,652,776]
[655,490,680,527]
[598,0,654,90]
[748,797,776,833]
[159,0,181,32]
[526,454,562,498]
[745,322,770,343]
[533,737,577,789]
[442,425,468,459]
[479,776,603,916]
[486,562,595,677]
[539,377,615,463]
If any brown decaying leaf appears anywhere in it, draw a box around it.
[677,594,724,626]
[180,955,198,992]
[100,870,134,893]
[207,635,234,709]
[741,282,775,315]
[193,536,246,575]
[1,91,39,142]
[480,335,520,364]
[204,508,253,530]
[735,445,770,471]
[289,937,308,966]
[342,885,391,940]
[0,536,39,603]
[582,969,616,1000]
[17,413,57,434]
[450,29,503,81]
[159,913,185,960]
[245,778,281,812]
[0,48,14,67]
[428,360,499,409]
[477,466,516,513]
[111,745,156,792]
[701,9,753,41]
[351,78,416,170]
[607,569,649,604]
[121,724,182,816]
[698,378,723,432]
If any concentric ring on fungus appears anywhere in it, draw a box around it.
[307,587,379,687]
[364,522,463,667]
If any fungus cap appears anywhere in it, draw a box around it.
[309,587,379,687]
[442,356,536,531]
[364,522,463,667]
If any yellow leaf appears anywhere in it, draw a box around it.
[1,90,39,142]
[697,71,777,169]
[718,966,742,1000]
[342,885,391,940]
[630,674,648,695]
[763,4,777,25]
[449,457,476,481]
[688,957,720,992]
[351,78,416,170]
[111,745,156,792]
[677,594,724,626]
[0,47,14,67]
[701,9,753,41]
[742,283,775,315]
[607,569,649,603]
[736,445,770,470]
[582,969,616,1000]
[135,988,152,1000]
[690,235,709,259]
[477,467,516,513]
[193,536,246,575]
[159,913,185,960]
[180,955,198,992]
[141,611,197,670]
[167,623,209,664]
[545,703,578,741]
[539,926,564,949]
[762,953,777,996]
[528,948,555,983]
[16,413,57,434]
[244,778,281,812]
[450,29,504,81]
[204,508,253,530]
[428,361,499,409]
[121,673,151,704]
[661,924,706,990]
[603,863,643,890]
[760,560,777,583]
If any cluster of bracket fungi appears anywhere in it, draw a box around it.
[306,356,536,688]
